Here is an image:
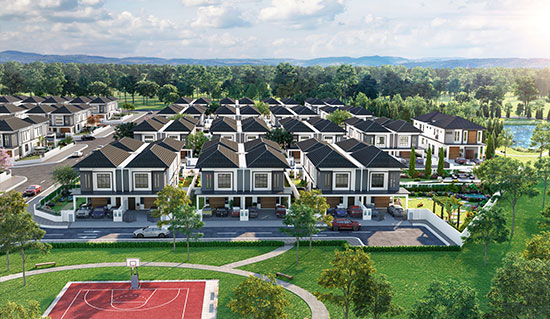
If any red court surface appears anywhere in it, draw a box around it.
[44,281,216,319]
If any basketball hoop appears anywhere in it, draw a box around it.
[126,258,140,290]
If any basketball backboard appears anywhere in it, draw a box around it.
[126,258,140,268]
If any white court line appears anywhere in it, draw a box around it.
[83,288,184,312]
[181,288,189,319]
[60,289,82,319]
[110,288,157,310]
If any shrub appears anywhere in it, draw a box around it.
[49,241,285,250]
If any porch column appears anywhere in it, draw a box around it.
[196,196,199,209]
[241,196,245,209]
[73,196,77,211]
[405,195,409,213]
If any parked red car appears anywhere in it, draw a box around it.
[23,185,41,196]
[276,205,287,218]
[347,205,363,218]
[331,218,361,231]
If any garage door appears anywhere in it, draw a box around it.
[327,197,342,208]
[373,197,390,208]
[449,147,460,159]
[260,197,277,208]
[465,149,475,159]
[91,197,109,208]
[143,197,156,209]
[209,197,226,208]
[399,151,411,159]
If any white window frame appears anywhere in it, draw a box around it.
[477,131,482,143]
[398,136,409,148]
[463,131,467,143]
[55,116,63,125]
[376,136,385,147]
[215,172,232,190]
[370,172,387,190]
[94,172,112,191]
[454,131,460,142]
[253,172,270,190]
[324,136,334,144]
[133,172,151,191]
[333,172,350,190]
[167,134,180,140]
[143,135,155,143]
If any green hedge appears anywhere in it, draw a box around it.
[50,240,285,249]
[354,245,462,252]
[294,240,348,247]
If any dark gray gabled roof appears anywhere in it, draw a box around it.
[239,105,261,115]
[175,97,193,104]
[343,117,363,126]
[153,137,186,152]
[90,97,112,104]
[25,104,57,114]
[336,138,370,153]
[319,105,337,114]
[281,97,298,105]
[244,137,281,152]
[202,137,238,153]
[0,96,22,103]
[210,117,238,132]
[23,115,49,125]
[270,105,294,116]
[0,104,26,114]
[296,138,326,152]
[193,97,211,105]
[306,144,356,168]
[342,105,373,116]
[307,117,346,133]
[304,97,324,105]
[350,119,390,133]
[157,104,184,115]
[246,145,289,168]
[262,97,281,105]
[132,117,169,132]
[73,144,131,168]
[196,144,239,168]
[219,97,236,105]
[280,118,314,133]
[322,98,345,106]
[42,96,67,104]
[70,96,92,104]
[164,118,197,132]
[292,106,317,116]
[110,137,144,152]
[0,116,33,131]
[126,144,177,168]
[241,117,269,133]
[215,105,237,115]
[183,105,207,115]
[413,111,486,130]
[380,119,422,133]
[350,145,406,168]
[21,96,45,104]
[51,104,87,114]
[238,97,255,105]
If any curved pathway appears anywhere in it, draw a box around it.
[496,150,547,157]
[0,250,329,319]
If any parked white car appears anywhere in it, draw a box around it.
[133,226,169,238]
[72,151,83,157]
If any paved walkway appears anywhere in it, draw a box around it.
[0,260,329,319]
[14,144,88,167]
[0,175,27,191]
[223,244,293,268]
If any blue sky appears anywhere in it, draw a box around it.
[0,0,548,59]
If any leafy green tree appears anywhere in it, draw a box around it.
[514,76,539,115]
[121,102,135,114]
[504,102,513,118]
[158,84,178,104]
[326,109,352,126]
[265,128,293,149]
[228,275,289,319]
[136,80,160,105]
[294,189,332,248]
[52,165,78,196]
[465,206,509,266]
[0,61,24,94]
[409,279,482,319]
[437,147,445,176]
[273,63,297,98]
[497,128,514,157]
[113,122,136,140]
[530,122,550,157]
[408,147,416,178]
[534,157,550,209]
[0,191,27,271]
[0,300,43,319]
[280,203,317,265]
[335,64,358,99]
[186,131,209,155]
[87,81,111,96]
[316,248,377,319]
[42,63,66,95]
[424,147,432,177]
[486,254,550,319]
[352,274,402,319]
[486,133,495,159]
[254,101,269,116]
[523,231,550,261]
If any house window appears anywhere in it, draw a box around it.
[477,131,482,143]
[143,135,155,142]
[325,136,334,144]
[134,173,149,189]
[217,173,231,189]
[334,173,349,188]
[454,131,460,142]
[55,116,63,125]
[371,173,385,188]
[96,174,111,189]
[377,136,385,145]
[398,136,409,147]
[463,131,467,142]
[254,173,269,188]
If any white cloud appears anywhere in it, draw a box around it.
[259,0,345,27]
[181,0,219,6]
[191,5,249,28]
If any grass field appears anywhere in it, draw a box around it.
[115,93,167,111]
[241,183,547,318]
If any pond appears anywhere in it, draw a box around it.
[504,124,536,148]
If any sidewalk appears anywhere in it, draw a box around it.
[0,175,27,191]
[14,144,88,167]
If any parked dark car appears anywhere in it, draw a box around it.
[455,157,467,165]
[248,207,259,218]
[215,207,229,217]
[276,205,287,218]
[328,208,348,218]
[91,207,105,218]
[347,205,363,218]
[387,205,405,218]
[331,218,361,231]
[81,135,96,141]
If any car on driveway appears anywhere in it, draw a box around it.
[91,207,106,219]
[347,206,363,218]
[201,205,212,218]
[276,205,287,218]
[72,151,83,158]
[133,225,169,238]
[387,204,405,218]
[81,135,95,141]
[23,185,41,196]
[455,157,467,165]
[248,207,259,218]
[331,218,361,231]
[328,207,348,218]
[76,205,92,218]
[215,207,229,217]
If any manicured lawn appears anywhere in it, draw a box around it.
[48,198,86,214]
[0,246,277,277]
[15,154,40,161]
[115,93,167,111]
[241,183,547,318]
[0,267,310,319]
[496,147,539,156]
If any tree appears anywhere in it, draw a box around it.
[514,76,539,115]
[498,128,514,157]
[464,206,509,267]
[254,101,269,116]
[0,191,50,286]
[504,102,513,118]
[408,147,416,178]
[273,63,297,98]
[228,275,289,319]
[121,102,135,114]
[52,166,78,196]
[352,274,401,319]
[0,191,27,271]
[424,147,432,177]
[136,80,160,105]
[280,203,317,265]
[409,279,482,319]
[158,84,178,104]
[530,122,550,157]
[265,128,293,149]
[0,149,14,172]
[326,109,352,126]
[152,186,203,258]
[0,61,24,94]
[113,122,135,140]
[293,189,332,249]
[437,147,445,176]
[486,133,495,160]
[316,248,377,319]
[0,301,43,319]
[87,81,111,96]
[186,131,209,155]
[486,254,550,319]
[42,63,66,95]
[523,231,550,261]
[535,157,550,209]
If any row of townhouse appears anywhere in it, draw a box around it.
[209,117,271,143]
[280,117,347,145]
[0,115,49,159]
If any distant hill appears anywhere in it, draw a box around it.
[1,50,550,68]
